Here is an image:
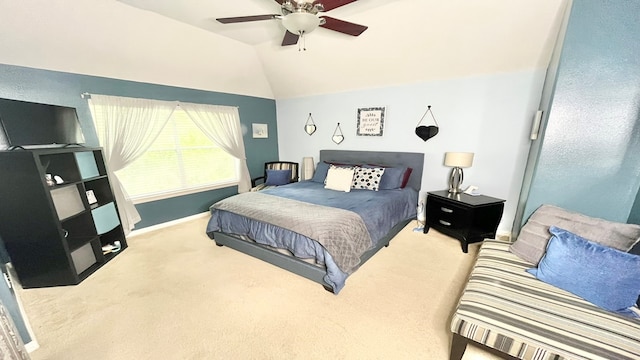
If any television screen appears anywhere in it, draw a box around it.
[0,98,85,148]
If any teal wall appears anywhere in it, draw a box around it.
[631,191,640,224]
[0,63,279,229]
[522,0,640,224]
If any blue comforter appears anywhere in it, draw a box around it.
[206,181,418,293]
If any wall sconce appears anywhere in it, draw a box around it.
[302,157,315,180]
[305,113,316,135]
[444,152,474,193]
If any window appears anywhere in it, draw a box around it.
[97,108,238,203]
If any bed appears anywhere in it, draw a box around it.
[205,150,424,294]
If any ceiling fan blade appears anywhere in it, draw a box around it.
[320,16,367,36]
[281,31,300,46]
[313,0,357,12]
[216,14,280,24]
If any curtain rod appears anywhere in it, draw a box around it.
[79,92,238,108]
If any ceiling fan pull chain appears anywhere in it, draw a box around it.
[297,31,307,51]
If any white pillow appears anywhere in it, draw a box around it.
[324,165,355,192]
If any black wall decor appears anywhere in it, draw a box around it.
[415,105,439,142]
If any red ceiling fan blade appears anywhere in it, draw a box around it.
[216,14,280,24]
[320,16,367,36]
[313,0,357,12]
[281,31,300,46]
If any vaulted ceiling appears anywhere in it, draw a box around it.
[0,1,568,100]
[115,0,569,99]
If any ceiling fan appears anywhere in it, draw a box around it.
[216,0,368,47]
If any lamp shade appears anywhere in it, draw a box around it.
[444,152,474,168]
[302,156,315,180]
[282,13,321,35]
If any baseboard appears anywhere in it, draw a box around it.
[25,340,39,353]
[129,212,209,238]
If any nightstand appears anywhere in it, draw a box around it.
[423,190,505,253]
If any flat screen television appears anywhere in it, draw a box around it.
[0,98,85,148]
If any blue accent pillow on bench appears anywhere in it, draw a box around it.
[265,169,291,186]
[527,226,640,318]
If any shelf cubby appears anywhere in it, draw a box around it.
[0,147,127,288]
[83,177,115,207]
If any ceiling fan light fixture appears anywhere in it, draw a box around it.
[282,12,321,35]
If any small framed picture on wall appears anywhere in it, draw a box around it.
[252,123,268,138]
[356,107,385,136]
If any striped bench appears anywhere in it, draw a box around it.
[450,240,640,360]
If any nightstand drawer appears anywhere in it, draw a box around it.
[426,199,471,227]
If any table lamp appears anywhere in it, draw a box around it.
[444,152,474,194]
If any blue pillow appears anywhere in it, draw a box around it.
[380,167,406,190]
[265,169,291,186]
[310,162,356,183]
[527,226,640,318]
[311,162,330,183]
[364,165,406,190]
[630,240,640,255]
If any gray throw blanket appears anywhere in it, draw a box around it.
[212,192,372,274]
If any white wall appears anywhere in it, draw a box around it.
[276,69,547,233]
[0,0,273,99]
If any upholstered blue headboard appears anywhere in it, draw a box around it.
[319,150,424,191]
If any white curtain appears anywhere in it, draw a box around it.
[88,94,177,234]
[179,102,251,193]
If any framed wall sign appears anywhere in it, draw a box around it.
[357,107,385,136]
[252,123,268,138]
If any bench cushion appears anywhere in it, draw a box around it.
[451,240,640,360]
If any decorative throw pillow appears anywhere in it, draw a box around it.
[311,161,356,183]
[527,226,640,318]
[311,161,331,183]
[630,240,640,256]
[264,169,291,186]
[400,167,413,188]
[365,164,405,190]
[365,164,413,189]
[630,244,640,308]
[510,204,640,265]
[352,167,385,191]
[324,165,355,192]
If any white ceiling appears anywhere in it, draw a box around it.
[0,0,568,100]
[116,0,394,46]
[114,0,569,99]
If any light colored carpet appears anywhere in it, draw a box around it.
[16,216,502,360]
